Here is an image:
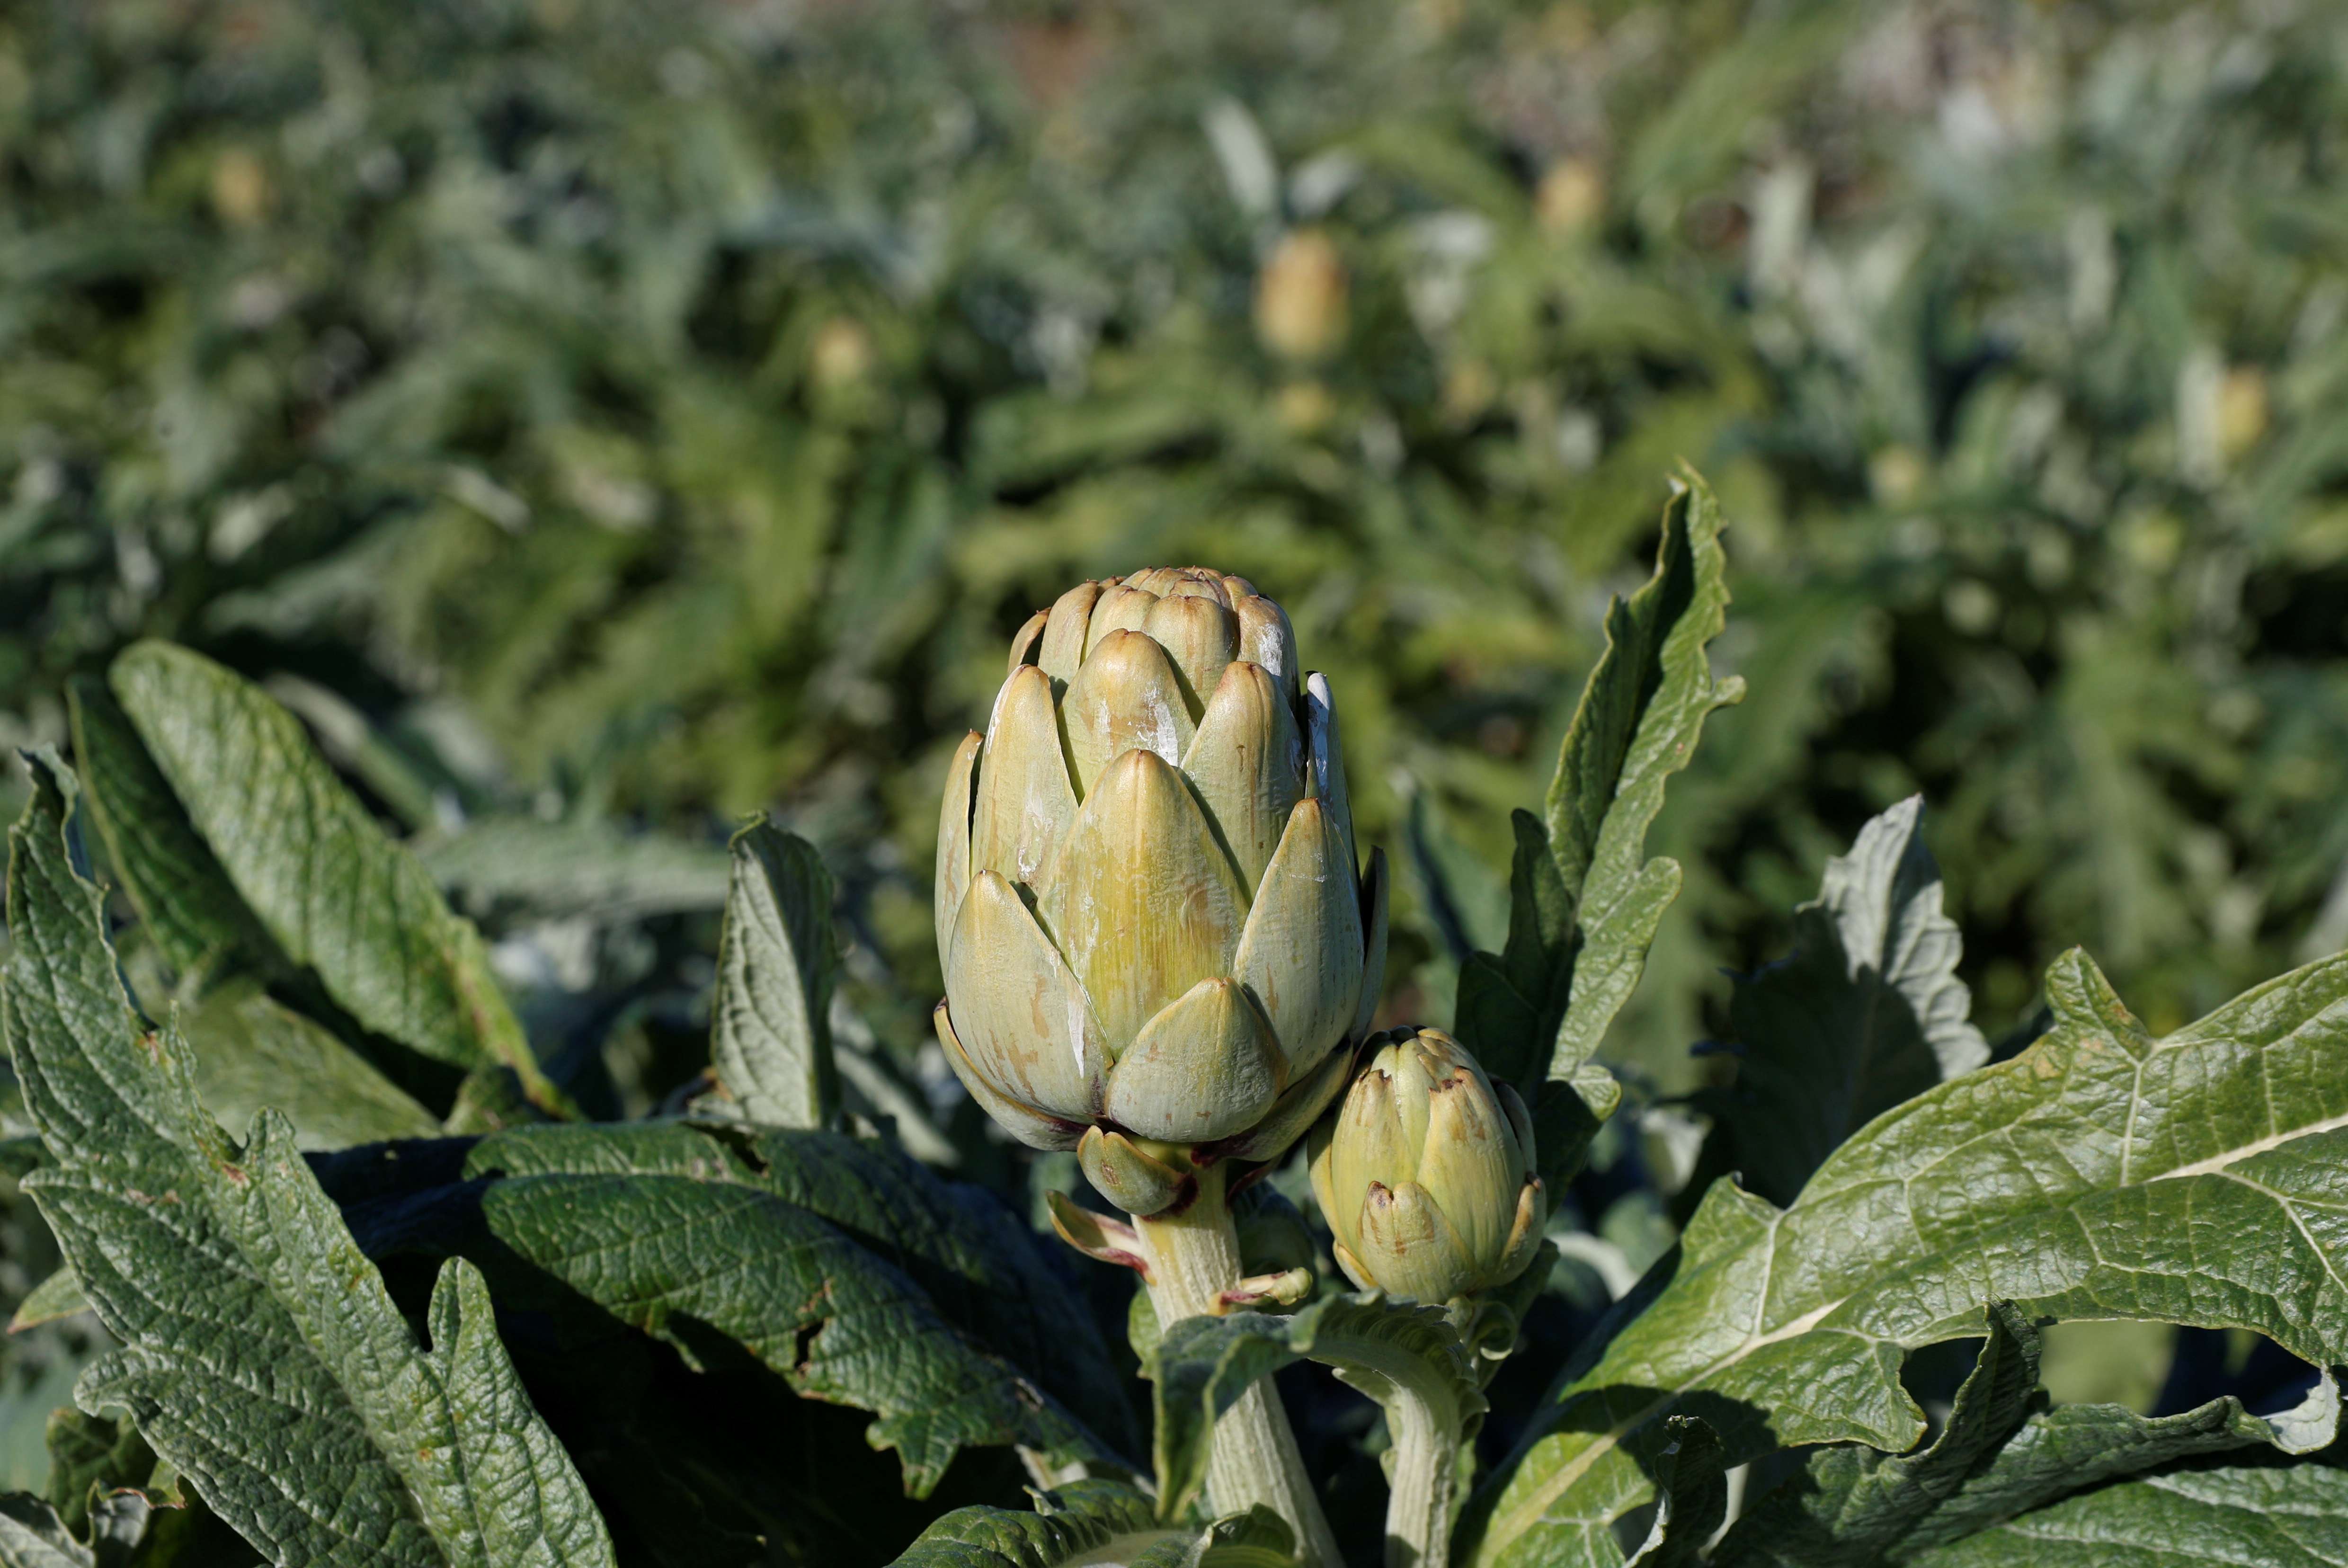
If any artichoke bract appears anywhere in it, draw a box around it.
[934,567,1387,1208]
[1308,1027,1546,1304]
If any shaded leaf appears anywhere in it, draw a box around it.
[0,1494,89,1568]
[181,983,442,1151]
[107,642,562,1112]
[1620,1417,1723,1568]
[1906,1464,2348,1567]
[1707,795,1991,1204]
[1711,1302,2041,1568]
[323,1119,1143,1488]
[1461,943,2348,1568]
[1,754,614,1568]
[709,818,840,1130]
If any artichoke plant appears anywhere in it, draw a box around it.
[934,566,1381,1567]
[1309,1027,1547,1305]
[933,566,1387,1212]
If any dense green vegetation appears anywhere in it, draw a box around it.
[2,0,2346,1559]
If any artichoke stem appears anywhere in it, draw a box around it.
[1133,1162,1341,1568]
[1382,1381,1455,1568]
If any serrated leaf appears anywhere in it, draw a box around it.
[709,818,839,1129]
[1461,943,2348,1568]
[1708,796,1992,1204]
[1149,1292,1485,1524]
[1905,1464,2348,1567]
[64,677,280,991]
[417,818,729,925]
[1543,469,1742,1082]
[181,983,442,1151]
[1712,1302,2040,1568]
[106,642,562,1112]
[1,754,615,1568]
[1896,1340,2340,1559]
[321,1119,1142,1490]
[1455,471,1739,1153]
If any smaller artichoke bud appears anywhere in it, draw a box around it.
[1307,1027,1545,1304]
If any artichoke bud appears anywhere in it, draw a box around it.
[936,569,1385,1204]
[1307,1027,1546,1304]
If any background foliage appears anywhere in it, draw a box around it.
[2,0,2346,1557]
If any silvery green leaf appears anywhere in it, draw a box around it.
[419,817,729,925]
[1460,942,2348,1568]
[1709,794,1990,1204]
[709,817,840,1129]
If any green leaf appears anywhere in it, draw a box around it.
[1455,470,1740,1151]
[1542,468,1742,1082]
[0,1493,91,1568]
[1711,1302,2040,1568]
[1149,1292,1485,1524]
[8,1269,88,1332]
[1904,1465,2348,1567]
[106,642,562,1113]
[1461,943,2348,1568]
[1881,1319,2337,1561]
[417,818,730,926]
[888,1480,1164,1567]
[1707,795,1991,1205]
[326,1119,1142,1489]
[1,753,615,1568]
[1620,1417,1723,1568]
[708,817,840,1129]
[63,678,280,991]
[181,983,442,1151]
[888,1482,1296,1568]
[42,1407,178,1550]
[1131,1508,1298,1568]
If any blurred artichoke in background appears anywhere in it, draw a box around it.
[934,568,1387,1212]
[1309,1027,1545,1303]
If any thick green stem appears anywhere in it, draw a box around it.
[1381,1382,1455,1568]
[1133,1164,1341,1568]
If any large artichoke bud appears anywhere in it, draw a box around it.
[1308,1027,1546,1304]
[934,567,1388,1212]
